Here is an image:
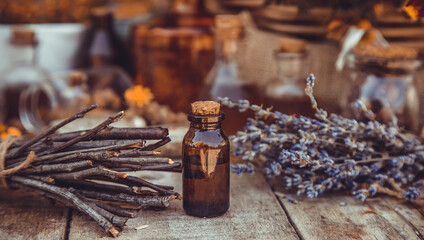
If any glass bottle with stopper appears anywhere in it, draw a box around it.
[182,101,230,217]
[200,14,262,135]
[61,72,91,117]
[86,7,133,110]
[0,27,59,133]
[264,38,314,117]
[344,45,421,131]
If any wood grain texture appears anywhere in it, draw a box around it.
[274,192,422,240]
[0,189,69,240]
[68,172,299,240]
[367,198,424,239]
[270,174,424,240]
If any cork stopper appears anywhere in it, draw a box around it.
[215,14,243,40]
[215,14,242,29]
[69,72,88,87]
[91,7,112,17]
[191,101,220,116]
[90,7,113,28]
[353,45,418,60]
[277,38,306,53]
[11,27,37,46]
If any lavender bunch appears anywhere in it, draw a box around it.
[218,74,424,204]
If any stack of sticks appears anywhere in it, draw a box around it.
[0,104,181,237]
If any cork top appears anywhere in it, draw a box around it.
[69,72,88,87]
[191,101,220,116]
[353,45,418,60]
[91,7,112,17]
[277,38,306,53]
[215,14,242,29]
[11,27,37,46]
[214,14,243,40]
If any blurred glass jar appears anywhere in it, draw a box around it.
[263,38,314,117]
[199,14,263,135]
[87,8,133,110]
[0,28,60,133]
[344,45,421,131]
[61,72,91,117]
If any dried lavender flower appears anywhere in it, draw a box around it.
[218,74,424,203]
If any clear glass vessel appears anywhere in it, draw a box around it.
[344,48,421,131]
[182,113,230,217]
[0,28,59,133]
[264,38,314,117]
[87,8,133,110]
[200,14,262,135]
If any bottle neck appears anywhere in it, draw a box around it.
[90,29,114,66]
[190,122,222,130]
[9,44,36,65]
[172,0,207,14]
[215,38,238,63]
[187,113,225,130]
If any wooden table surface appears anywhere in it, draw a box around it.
[1,170,424,240]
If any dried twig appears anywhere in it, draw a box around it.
[2,104,179,237]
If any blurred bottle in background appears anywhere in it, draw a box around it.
[344,45,421,131]
[87,7,133,110]
[131,0,215,113]
[264,38,314,117]
[200,14,262,135]
[61,72,91,117]
[0,27,60,134]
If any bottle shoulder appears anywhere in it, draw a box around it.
[183,128,229,148]
[0,64,51,85]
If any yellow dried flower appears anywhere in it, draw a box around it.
[0,124,22,139]
[404,5,419,21]
[125,85,154,108]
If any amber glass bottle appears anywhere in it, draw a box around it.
[182,101,230,217]
[131,0,215,113]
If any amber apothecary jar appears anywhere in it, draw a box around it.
[182,102,230,217]
[131,0,215,113]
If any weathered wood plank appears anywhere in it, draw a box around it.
[271,177,422,240]
[367,198,424,239]
[0,189,70,240]
[68,172,299,239]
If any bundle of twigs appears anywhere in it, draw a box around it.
[0,104,181,237]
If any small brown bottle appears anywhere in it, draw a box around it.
[182,101,230,217]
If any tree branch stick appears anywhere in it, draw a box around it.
[90,200,137,218]
[55,179,136,195]
[49,127,168,142]
[71,189,128,228]
[51,166,128,181]
[10,176,119,237]
[98,157,173,166]
[39,111,125,156]
[118,150,160,158]
[8,104,98,157]
[143,137,171,151]
[20,160,93,174]
[75,189,175,208]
